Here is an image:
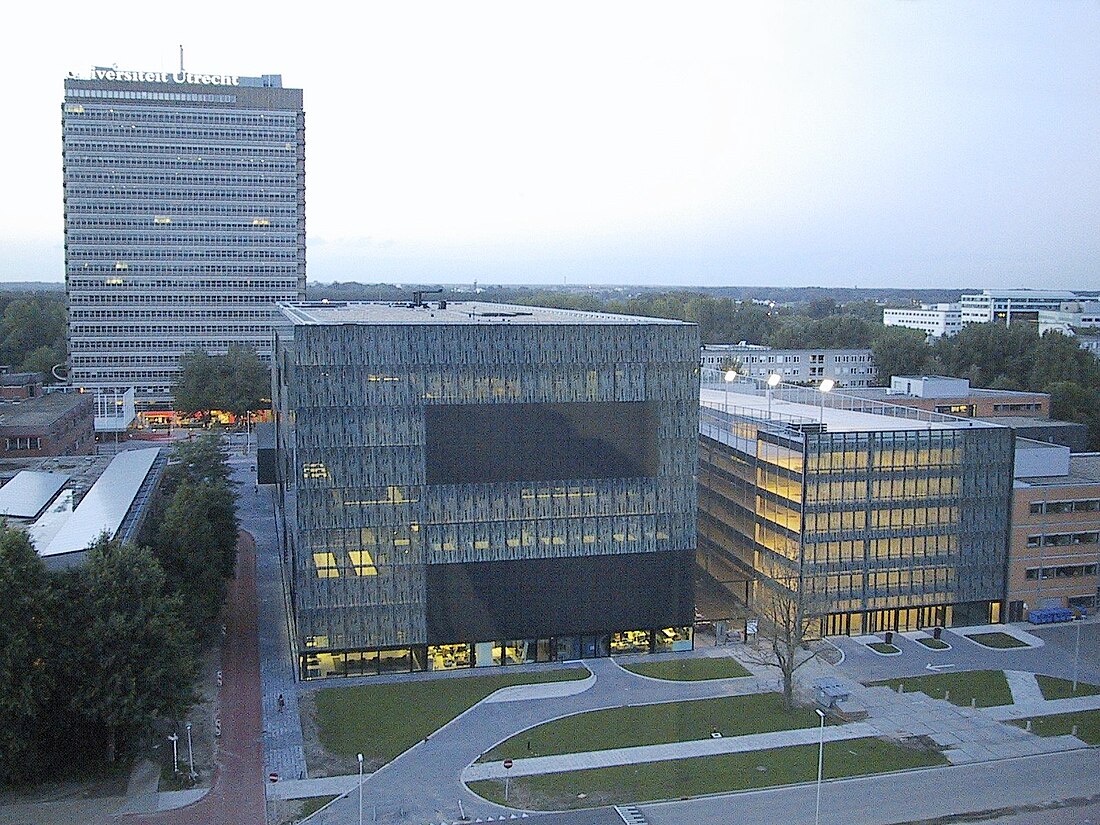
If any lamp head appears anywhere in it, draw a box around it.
[724,369,738,383]
[767,373,781,388]
[818,378,835,394]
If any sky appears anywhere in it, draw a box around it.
[2,1,1098,289]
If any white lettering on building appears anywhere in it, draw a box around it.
[91,68,241,87]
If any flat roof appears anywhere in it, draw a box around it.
[0,393,90,430]
[1017,453,1100,487]
[700,383,1000,434]
[0,471,69,519]
[279,301,690,327]
[844,386,1048,401]
[39,448,160,558]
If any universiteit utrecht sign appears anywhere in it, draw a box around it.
[90,68,240,86]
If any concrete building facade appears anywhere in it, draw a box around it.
[700,344,877,387]
[0,393,95,457]
[959,290,1099,326]
[883,303,962,338]
[697,380,1015,635]
[273,301,699,679]
[63,66,305,409]
[1009,451,1100,621]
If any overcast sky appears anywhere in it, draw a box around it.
[2,1,1098,289]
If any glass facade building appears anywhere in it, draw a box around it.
[272,301,699,679]
[697,381,1015,635]
[62,68,306,408]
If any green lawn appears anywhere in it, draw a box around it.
[1009,710,1100,744]
[479,692,820,762]
[620,657,751,681]
[312,667,588,768]
[966,632,1028,649]
[1035,675,1100,700]
[917,638,950,650]
[868,642,900,654]
[469,737,947,809]
[868,669,1013,707]
[295,795,338,821]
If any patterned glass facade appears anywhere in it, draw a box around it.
[273,303,699,678]
[698,406,1014,634]
[63,71,306,406]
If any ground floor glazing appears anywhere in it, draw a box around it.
[299,625,694,680]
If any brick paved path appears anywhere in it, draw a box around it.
[119,532,265,825]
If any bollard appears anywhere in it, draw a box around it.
[971,698,976,708]
[1026,720,1032,731]
[1072,725,1078,736]
[945,690,950,701]
[898,684,904,694]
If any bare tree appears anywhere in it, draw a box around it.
[745,582,826,709]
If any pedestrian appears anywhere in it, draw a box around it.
[278,694,285,712]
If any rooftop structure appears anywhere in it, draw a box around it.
[279,300,687,326]
[38,447,165,564]
[844,377,1050,420]
[0,471,70,519]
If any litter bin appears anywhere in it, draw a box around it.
[884,631,893,644]
[933,626,942,640]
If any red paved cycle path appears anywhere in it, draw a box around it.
[121,532,265,825]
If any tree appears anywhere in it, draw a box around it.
[173,345,270,419]
[745,582,826,709]
[0,529,54,783]
[155,480,239,634]
[870,326,932,384]
[71,537,196,762]
[162,434,233,495]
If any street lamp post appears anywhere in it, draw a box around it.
[818,378,835,425]
[357,752,364,825]
[766,372,781,419]
[1073,619,1082,692]
[167,733,179,774]
[185,722,194,778]
[724,368,738,413]
[815,708,826,825]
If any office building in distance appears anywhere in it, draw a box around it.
[272,301,699,679]
[882,303,962,338]
[697,378,1015,635]
[699,344,877,387]
[959,289,1100,326]
[63,65,305,410]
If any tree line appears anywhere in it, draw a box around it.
[0,436,238,784]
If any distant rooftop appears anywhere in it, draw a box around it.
[0,471,69,519]
[0,393,90,430]
[1016,453,1100,487]
[700,381,999,434]
[279,301,690,327]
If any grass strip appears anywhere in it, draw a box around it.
[917,638,950,650]
[1035,674,1100,700]
[868,669,1013,707]
[868,643,900,654]
[620,657,751,681]
[966,632,1028,649]
[1009,709,1100,744]
[479,692,820,762]
[469,737,947,809]
[296,795,338,820]
[313,667,587,768]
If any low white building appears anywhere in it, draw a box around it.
[700,344,876,387]
[959,289,1099,325]
[883,303,962,337]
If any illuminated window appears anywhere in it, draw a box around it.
[348,550,377,576]
[312,552,339,578]
[251,218,271,226]
[303,463,328,480]
[153,216,172,224]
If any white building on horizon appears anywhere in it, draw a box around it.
[959,290,1100,326]
[883,303,962,338]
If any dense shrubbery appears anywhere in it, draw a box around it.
[0,436,238,783]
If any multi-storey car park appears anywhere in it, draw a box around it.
[62,66,305,411]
